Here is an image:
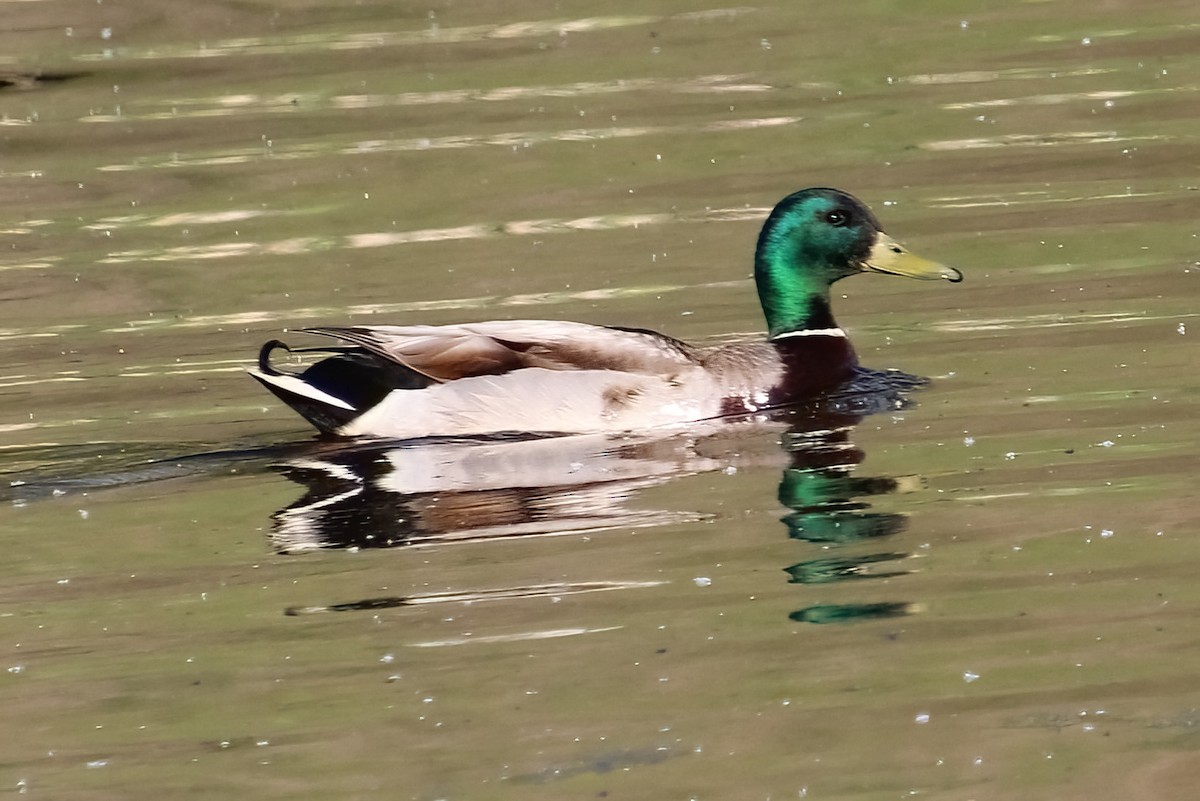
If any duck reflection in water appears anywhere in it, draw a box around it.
[273,368,926,623]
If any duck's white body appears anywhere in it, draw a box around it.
[337,366,721,438]
[247,319,800,439]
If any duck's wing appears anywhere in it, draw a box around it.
[303,320,700,382]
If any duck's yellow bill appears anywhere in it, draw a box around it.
[864,233,962,282]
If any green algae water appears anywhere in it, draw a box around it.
[2,1,1198,798]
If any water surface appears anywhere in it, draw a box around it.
[2,1,1199,798]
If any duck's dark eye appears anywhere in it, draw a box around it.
[824,209,849,227]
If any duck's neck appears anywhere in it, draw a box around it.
[755,250,839,339]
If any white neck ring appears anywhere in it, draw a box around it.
[770,327,847,341]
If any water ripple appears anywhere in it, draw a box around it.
[74,9,754,62]
[409,626,626,648]
[934,310,1200,333]
[102,278,749,335]
[895,67,1115,85]
[97,205,768,266]
[0,259,58,271]
[81,74,778,123]
[921,131,1168,151]
[0,372,85,389]
[942,89,1146,110]
[96,115,801,172]
[0,324,85,341]
[928,188,1162,209]
[1029,22,1200,43]
[81,210,281,231]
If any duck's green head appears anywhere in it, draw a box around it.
[755,187,961,338]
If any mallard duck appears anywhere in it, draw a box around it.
[249,187,961,438]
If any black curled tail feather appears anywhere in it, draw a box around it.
[251,337,438,436]
[259,340,293,376]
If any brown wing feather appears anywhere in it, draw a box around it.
[698,342,785,394]
[303,321,700,382]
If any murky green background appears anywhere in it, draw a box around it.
[3,1,1199,798]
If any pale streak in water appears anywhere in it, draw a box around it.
[72,9,754,62]
[96,116,801,172]
[933,311,1200,333]
[0,376,87,389]
[922,131,1169,151]
[102,278,751,336]
[119,358,254,378]
[1028,22,1200,43]
[0,367,84,391]
[894,67,1115,85]
[928,189,1162,209]
[0,261,58,271]
[0,324,85,341]
[0,219,51,232]
[80,74,779,124]
[941,89,1144,109]
[81,212,280,231]
[953,488,1108,502]
[88,177,1158,268]
[96,205,769,267]
[396,581,660,605]
[409,627,625,648]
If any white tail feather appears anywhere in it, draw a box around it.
[245,368,356,411]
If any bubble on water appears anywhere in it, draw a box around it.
[963,671,980,683]
[915,712,931,724]
[693,577,712,587]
